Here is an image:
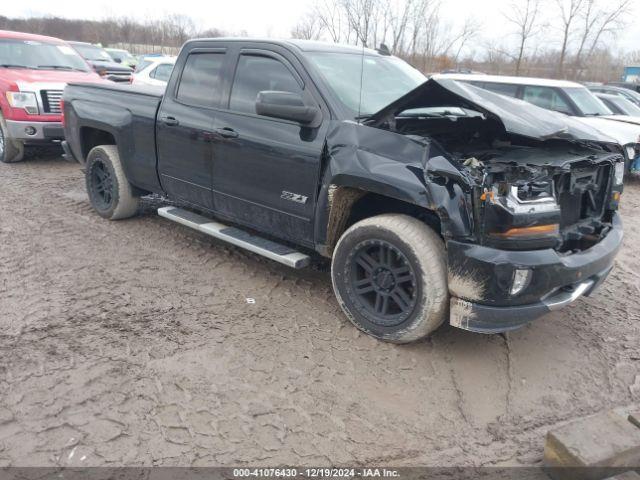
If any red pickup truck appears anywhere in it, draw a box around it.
[0,30,102,163]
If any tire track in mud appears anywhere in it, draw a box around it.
[0,157,638,467]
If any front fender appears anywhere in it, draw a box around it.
[314,121,474,252]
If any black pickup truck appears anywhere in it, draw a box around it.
[62,38,624,343]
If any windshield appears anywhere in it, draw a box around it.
[0,39,90,71]
[564,87,612,116]
[73,44,113,62]
[610,96,640,116]
[308,52,425,117]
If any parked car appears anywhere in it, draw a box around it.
[595,93,640,171]
[68,41,133,82]
[63,39,623,343]
[595,93,640,118]
[440,73,640,171]
[105,48,137,69]
[131,56,176,87]
[589,84,640,107]
[608,82,640,94]
[0,29,103,163]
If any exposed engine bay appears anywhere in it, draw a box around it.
[380,109,623,253]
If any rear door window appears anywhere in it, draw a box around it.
[483,82,519,97]
[229,54,302,115]
[522,85,572,114]
[176,52,225,108]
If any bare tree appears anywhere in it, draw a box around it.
[505,0,543,75]
[573,0,633,77]
[314,0,347,42]
[341,0,381,46]
[291,13,323,40]
[555,0,584,77]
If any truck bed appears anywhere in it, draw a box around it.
[63,82,165,193]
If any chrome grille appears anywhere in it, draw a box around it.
[41,90,63,114]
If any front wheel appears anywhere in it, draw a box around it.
[0,115,25,163]
[331,214,448,343]
[85,145,139,220]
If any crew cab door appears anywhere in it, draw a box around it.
[210,46,327,245]
[156,47,229,210]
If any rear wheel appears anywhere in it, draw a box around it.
[0,115,25,163]
[331,214,448,343]
[86,145,139,220]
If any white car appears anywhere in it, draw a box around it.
[131,57,176,87]
[437,73,640,168]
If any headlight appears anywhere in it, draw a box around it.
[482,182,561,243]
[6,91,39,115]
[614,161,625,185]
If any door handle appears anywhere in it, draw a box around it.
[160,115,179,127]
[215,127,239,139]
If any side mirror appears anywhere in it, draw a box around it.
[256,91,319,125]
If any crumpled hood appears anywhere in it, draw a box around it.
[368,77,615,143]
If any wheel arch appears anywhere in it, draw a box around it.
[315,176,444,257]
[80,126,117,161]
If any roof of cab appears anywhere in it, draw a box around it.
[435,73,584,89]
[185,37,382,56]
[0,29,66,44]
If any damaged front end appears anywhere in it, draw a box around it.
[356,77,625,332]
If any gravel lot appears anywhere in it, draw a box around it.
[0,154,638,467]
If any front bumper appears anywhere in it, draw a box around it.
[5,120,64,144]
[448,213,623,333]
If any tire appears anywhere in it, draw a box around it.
[0,114,25,163]
[331,214,448,343]
[85,145,139,220]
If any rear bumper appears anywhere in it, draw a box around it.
[5,120,64,143]
[448,213,623,333]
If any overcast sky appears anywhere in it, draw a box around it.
[2,0,639,55]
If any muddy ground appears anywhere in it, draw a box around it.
[0,154,638,468]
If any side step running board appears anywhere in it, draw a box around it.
[157,207,311,269]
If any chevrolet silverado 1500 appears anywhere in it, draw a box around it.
[62,39,624,343]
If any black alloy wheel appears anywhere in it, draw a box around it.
[347,239,418,327]
[89,158,114,211]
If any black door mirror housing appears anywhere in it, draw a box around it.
[256,91,319,126]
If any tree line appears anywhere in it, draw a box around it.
[0,14,224,54]
[291,0,637,82]
[0,0,637,82]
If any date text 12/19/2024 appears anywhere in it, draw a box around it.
[232,469,400,478]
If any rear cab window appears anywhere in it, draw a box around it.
[176,52,226,107]
[229,54,302,115]
[482,82,519,97]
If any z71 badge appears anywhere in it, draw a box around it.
[281,191,308,204]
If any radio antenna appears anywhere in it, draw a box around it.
[357,40,365,124]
